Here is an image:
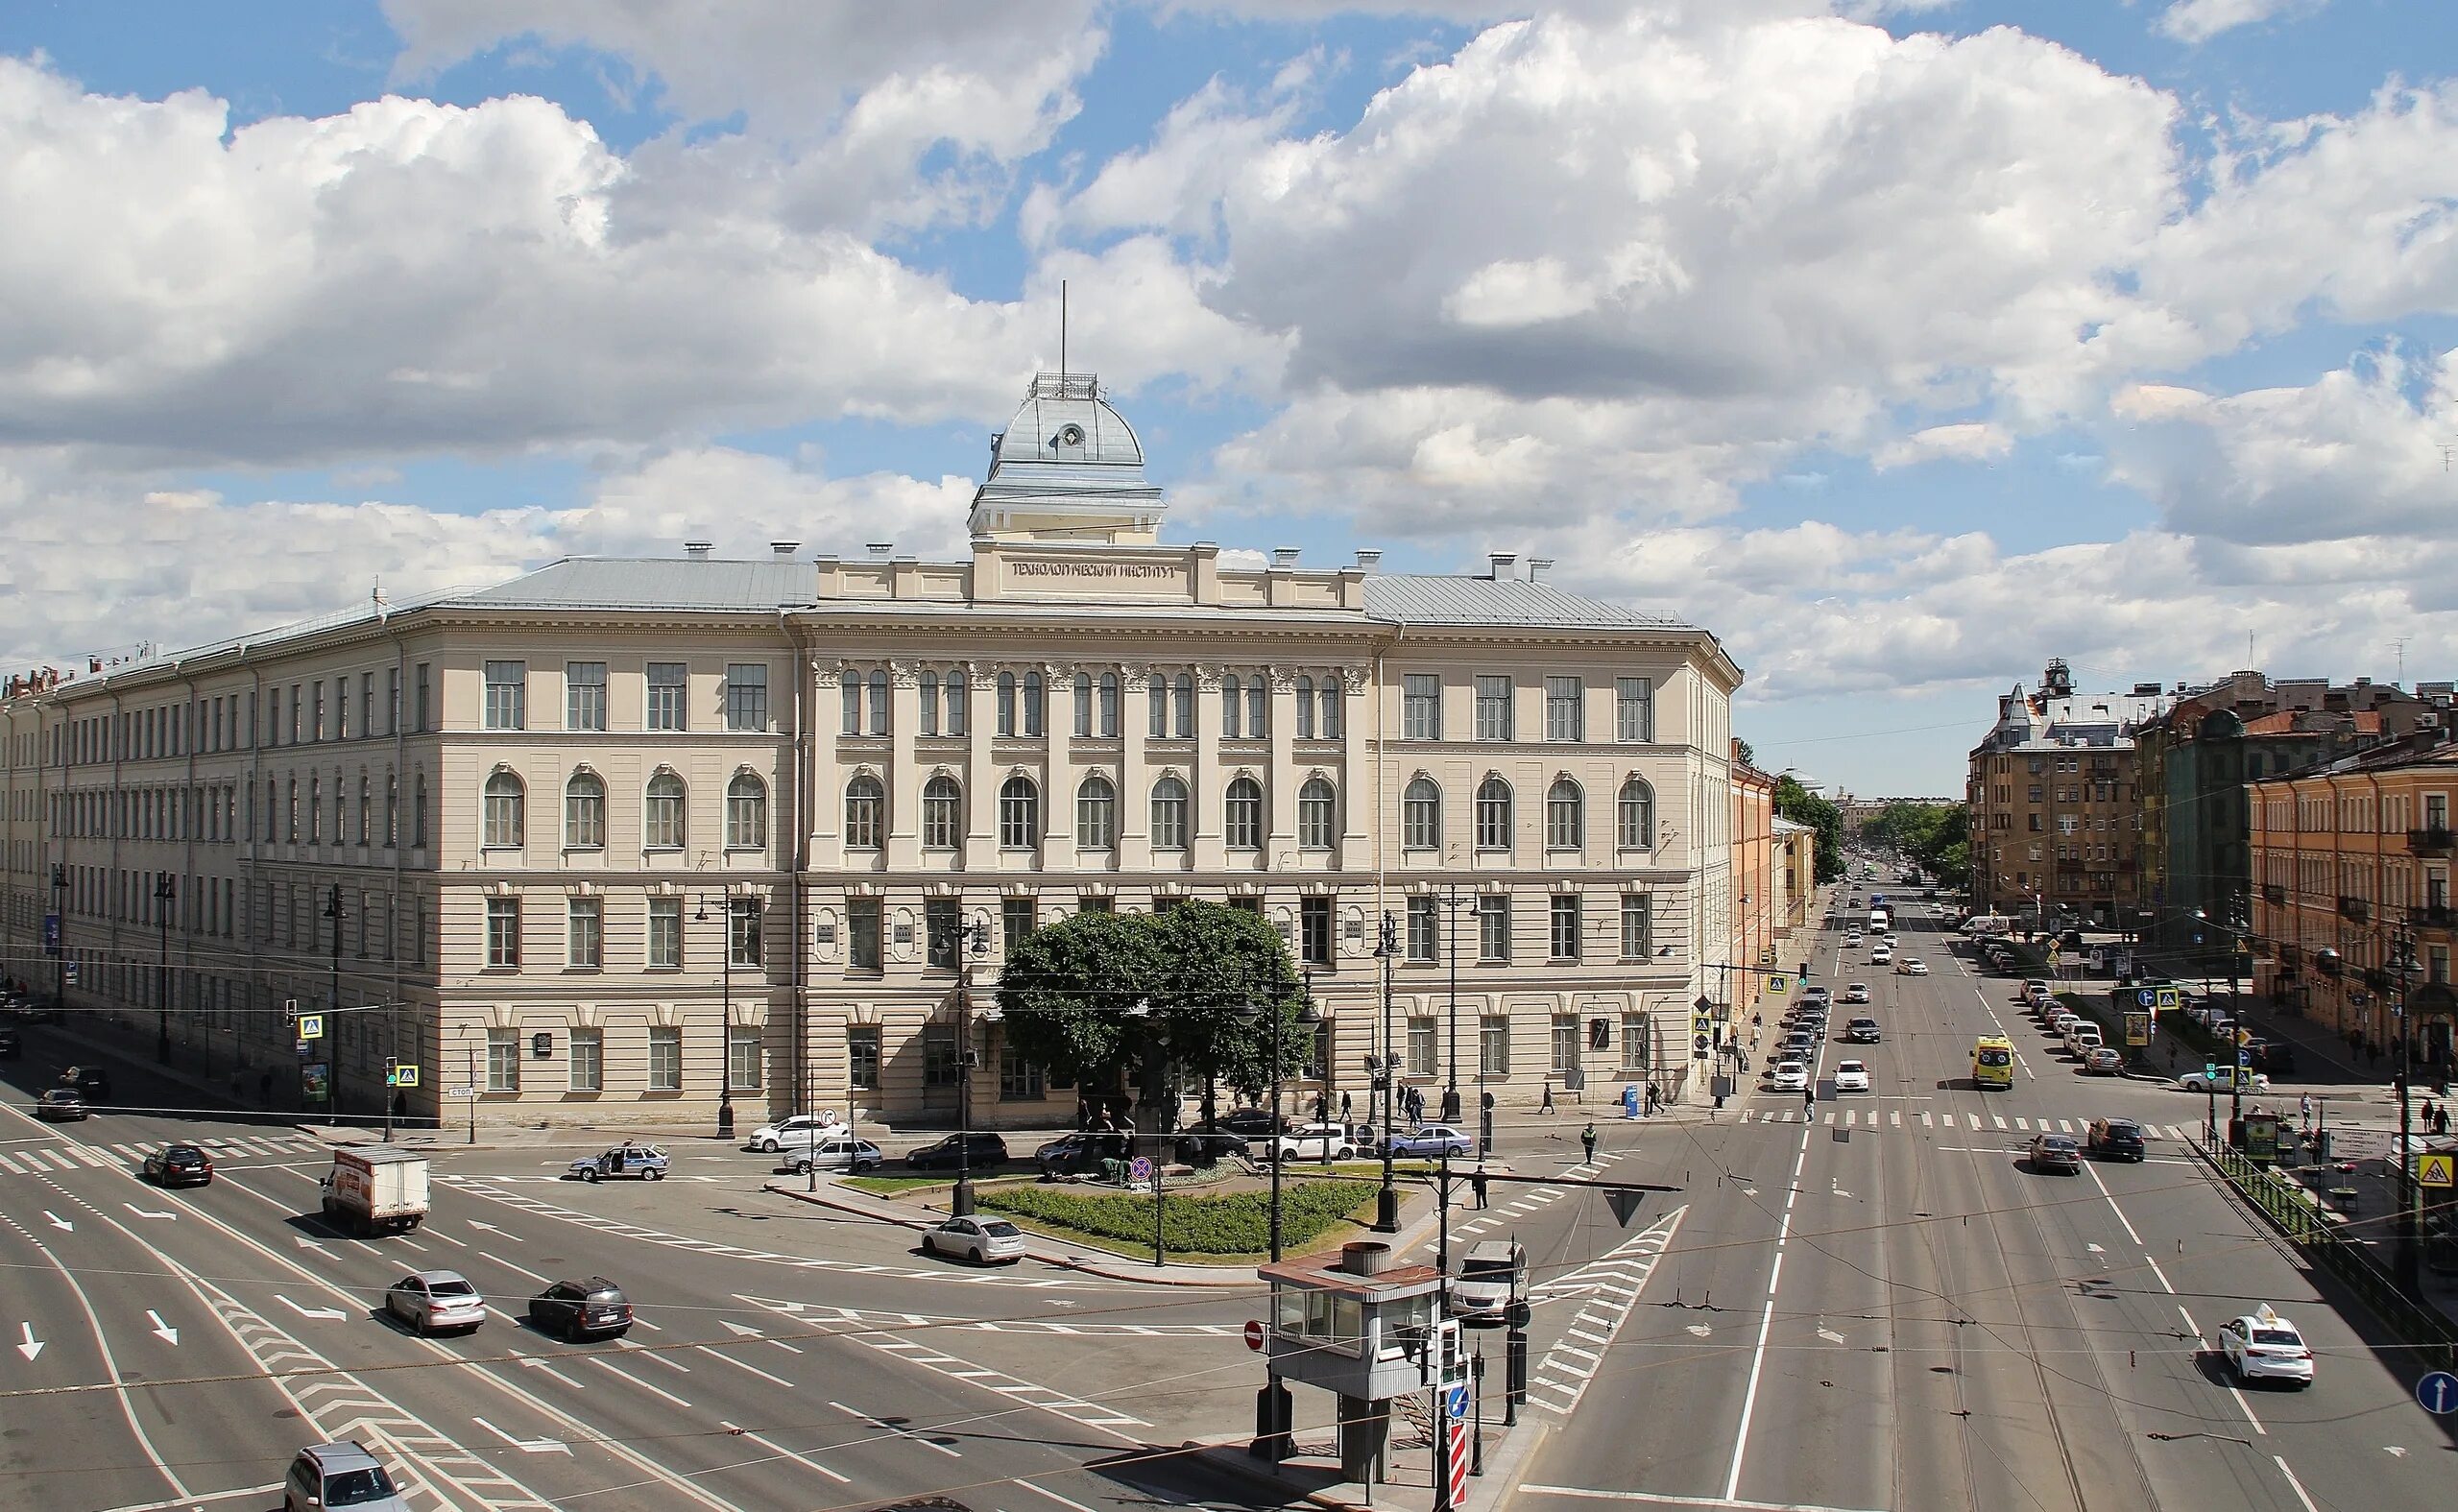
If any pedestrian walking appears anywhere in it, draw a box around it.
[1340,1090,1353,1123]
[1470,1164,1489,1210]
[1804,1086,1817,1116]
[1580,1121,1598,1165]
[258,1067,274,1102]
[2437,1104,2450,1137]
[1541,1081,1556,1116]
[2299,1093,2314,1130]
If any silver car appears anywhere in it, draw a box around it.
[382,1270,486,1335]
[283,1441,410,1511]
[922,1214,1028,1265]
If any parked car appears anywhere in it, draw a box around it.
[1035,1130,1133,1177]
[1833,1061,1870,1092]
[567,1143,669,1182]
[922,1214,1028,1265]
[1800,985,1832,1005]
[2179,1067,2272,1093]
[2027,1134,2083,1174]
[382,1270,486,1335]
[1217,1107,1286,1140]
[1782,1033,1814,1061]
[1258,1123,1362,1163]
[2022,979,2050,998]
[1843,983,1871,1004]
[1771,1060,1809,1092]
[1387,1124,1476,1159]
[282,1442,411,1512]
[526,1277,632,1339]
[1452,1239,1526,1326]
[72,1068,110,1101]
[2217,1306,2313,1387]
[2244,1039,2298,1075]
[33,1088,86,1121]
[2084,1046,2125,1075]
[142,1143,214,1187]
[2051,1014,2083,1039]
[1844,1018,1882,1044]
[2064,1026,2104,1059]
[1173,1127,1252,1164]
[2086,1117,2146,1161]
[1895,959,1928,976]
[905,1132,1010,1171]
[783,1136,883,1175]
[744,1112,847,1154]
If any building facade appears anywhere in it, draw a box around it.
[1966,659,2171,927]
[1,372,1745,1131]
[2248,732,2458,1073]
[1774,817,1816,936]
[1726,753,1777,1020]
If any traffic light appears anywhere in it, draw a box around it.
[283,997,300,1029]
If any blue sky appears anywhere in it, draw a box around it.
[1,0,2453,797]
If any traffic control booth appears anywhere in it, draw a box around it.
[1254,1241,1450,1485]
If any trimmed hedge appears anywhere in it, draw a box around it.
[981,1179,1378,1258]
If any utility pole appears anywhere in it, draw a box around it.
[1374,912,1400,1233]
[952,916,989,1217]
[49,863,65,1019]
[154,872,175,1063]
[1443,882,1466,1124]
[2393,922,2422,1298]
[323,885,342,1125]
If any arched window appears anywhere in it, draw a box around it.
[999,775,1040,848]
[264,779,277,842]
[1247,678,1267,736]
[1022,670,1045,736]
[1148,671,1169,736]
[1221,675,1243,739]
[866,669,889,734]
[1172,673,1193,736]
[726,772,768,850]
[1150,775,1189,852]
[357,774,371,846]
[1319,675,1342,738]
[918,671,940,736]
[1076,773,1117,850]
[944,669,968,736]
[923,775,963,848]
[1475,776,1513,851]
[413,772,428,847]
[384,772,398,847]
[644,772,687,850]
[1298,776,1337,849]
[564,771,606,850]
[1073,672,1094,736]
[483,770,524,849]
[1403,777,1442,850]
[1296,676,1316,739]
[308,775,322,843]
[1224,776,1264,850]
[1617,777,1656,851]
[997,670,1018,734]
[843,774,883,850]
[1547,777,1584,850]
[1098,671,1120,736]
[839,669,861,735]
[286,777,299,841]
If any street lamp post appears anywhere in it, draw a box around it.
[952,916,990,1218]
[698,895,749,1142]
[1443,882,1467,1124]
[49,863,65,1017]
[1373,912,1400,1234]
[2392,923,2422,1298]
[153,872,175,1063]
[323,885,342,1124]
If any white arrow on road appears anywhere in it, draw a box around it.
[296,1237,325,1250]
[720,1320,765,1338]
[276,1295,346,1322]
[41,1211,71,1233]
[15,1323,41,1361]
[146,1310,179,1346]
[467,1220,520,1240]
[124,1204,177,1221]
[472,1417,569,1454]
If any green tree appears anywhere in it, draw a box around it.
[1145,900,1312,1101]
[1775,774,1844,883]
[994,910,1161,1097]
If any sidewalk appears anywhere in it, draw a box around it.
[1182,1391,1549,1512]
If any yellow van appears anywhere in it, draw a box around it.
[1972,1035,2015,1090]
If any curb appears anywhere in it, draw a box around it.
[760,1181,1266,1289]
[1183,1440,1379,1512]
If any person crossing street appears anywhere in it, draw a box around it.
[1580,1121,1598,1165]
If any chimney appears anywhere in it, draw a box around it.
[769,540,801,559]
[1271,546,1301,567]
[683,540,713,560]
[1487,552,1518,580]
[1354,549,1383,572]
[1529,557,1555,583]
[866,542,894,561]
[1341,1240,1393,1276]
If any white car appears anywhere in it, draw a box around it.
[1844,983,1872,1004]
[745,1112,847,1154]
[2217,1306,2312,1387]
[1868,947,1894,966]
[382,1270,486,1335]
[1771,1060,1809,1092]
[1897,959,1928,976]
[2179,1068,2272,1093]
[1844,932,1864,948]
[1259,1123,1361,1162]
[921,1214,1028,1266]
[1832,1061,1870,1092]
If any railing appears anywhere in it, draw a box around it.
[2338,896,2371,924]
[2409,902,2453,928]
[2409,827,2455,855]
[2203,1142,2458,1371]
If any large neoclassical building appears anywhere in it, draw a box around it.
[0,373,1744,1132]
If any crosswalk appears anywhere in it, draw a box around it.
[1733,1107,2194,1140]
[0,1133,322,1176]
[1525,1204,1687,1417]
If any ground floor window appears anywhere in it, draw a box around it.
[1407,1017,1437,1077]
[1550,1013,1580,1073]
[728,1027,762,1092]
[486,1028,518,1092]
[1621,1014,1650,1072]
[647,1026,682,1092]
[1000,1044,1045,1100]
[568,1027,603,1092]
[847,1026,880,1091]
[924,1027,959,1088]
[1479,1015,1509,1077]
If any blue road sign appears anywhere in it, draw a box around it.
[1129,1156,1155,1186]
[1446,1383,1470,1419]
[2420,1370,2458,1415]
[2237,1048,2252,1068]
[2136,989,2156,1008]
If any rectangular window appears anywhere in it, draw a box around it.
[847,1026,881,1091]
[568,1028,603,1092]
[1475,676,1513,741]
[1406,895,1438,963]
[1407,1017,1438,1077]
[486,1028,519,1092]
[1616,677,1653,743]
[566,898,602,969]
[483,661,525,730]
[1299,897,1334,967]
[726,663,768,732]
[566,661,608,731]
[414,663,431,732]
[729,899,763,969]
[1549,893,1581,961]
[645,662,687,731]
[1621,1014,1650,1071]
[1621,893,1653,960]
[1545,677,1583,741]
[729,1028,762,1092]
[848,896,882,972]
[647,897,682,969]
[1480,1015,1510,1077]
[1002,896,1037,958]
[1550,1014,1580,1074]
[926,897,961,971]
[1403,674,1442,740]
[1477,894,1510,963]
[1000,1044,1046,1100]
[924,1028,960,1088]
[360,671,374,738]
[647,1027,682,1092]
[311,684,324,742]
[485,897,520,969]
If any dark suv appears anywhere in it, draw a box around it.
[2243,1040,2298,1075]
[527,1277,632,1339]
[2085,1118,2147,1163]
[905,1132,1009,1171]
[1034,1131,1132,1178]
[143,1143,214,1187]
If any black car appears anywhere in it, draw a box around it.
[1217,1108,1285,1139]
[1844,1018,1882,1044]
[2085,1118,2146,1163]
[2028,1134,2083,1174]
[1034,1131,1132,1178]
[1173,1127,1251,1164]
[76,1068,111,1101]
[142,1143,214,1187]
[527,1277,632,1339]
[2243,1040,2298,1075]
[905,1131,1009,1171]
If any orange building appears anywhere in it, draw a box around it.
[2248,732,2458,1073]
[1731,749,1777,1020]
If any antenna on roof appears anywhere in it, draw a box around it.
[1060,278,1068,376]
[2392,636,2409,686]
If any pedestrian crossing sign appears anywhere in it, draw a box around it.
[2422,1153,2455,1188]
[1767,974,1787,995]
[388,1063,421,1089]
[298,1013,325,1040]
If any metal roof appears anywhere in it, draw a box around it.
[448,558,816,612]
[1362,574,1693,632]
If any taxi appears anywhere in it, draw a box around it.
[2216,1306,2313,1387]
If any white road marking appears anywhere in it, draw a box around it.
[698,1345,797,1389]
[588,1356,692,1408]
[832,1399,962,1457]
[715,1421,849,1483]
[472,1416,571,1455]
[1009,1478,1105,1512]
[2274,1456,2321,1512]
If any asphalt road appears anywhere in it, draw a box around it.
[1514,895,2458,1512]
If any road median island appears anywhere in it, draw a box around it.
[981,1178,1381,1264]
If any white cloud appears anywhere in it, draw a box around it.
[2154,0,2332,45]
[1871,422,2014,470]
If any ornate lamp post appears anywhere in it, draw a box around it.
[952,915,991,1217]
[153,872,175,1063]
